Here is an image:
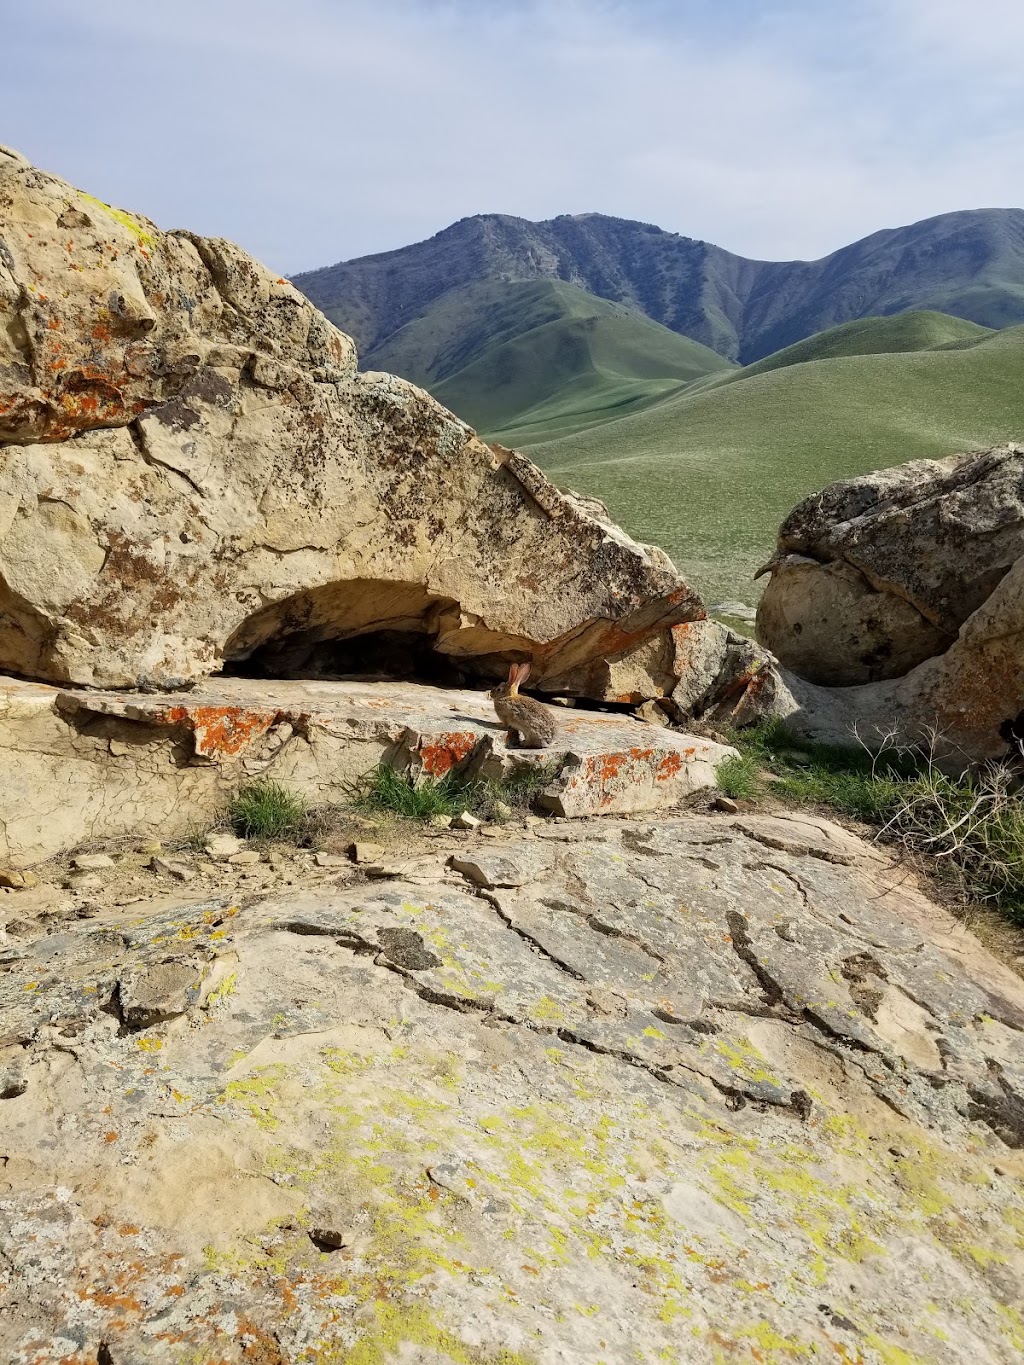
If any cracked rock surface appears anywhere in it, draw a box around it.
[2,812,1023,1363]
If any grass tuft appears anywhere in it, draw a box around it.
[716,754,763,801]
[229,780,307,841]
[723,721,1024,923]
[357,766,469,821]
[883,763,1024,920]
[356,762,556,822]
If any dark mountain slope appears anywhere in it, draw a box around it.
[294,208,1024,365]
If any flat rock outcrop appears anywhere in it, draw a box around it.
[0,674,736,866]
[757,447,1024,759]
[0,146,702,693]
[2,812,1023,1361]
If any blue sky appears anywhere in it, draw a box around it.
[2,0,1022,273]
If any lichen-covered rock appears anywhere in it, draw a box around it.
[2,813,1022,1361]
[0,674,737,866]
[756,447,1024,759]
[0,146,702,691]
[757,445,1024,684]
[779,551,1024,761]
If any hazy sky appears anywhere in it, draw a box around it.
[3,0,1022,273]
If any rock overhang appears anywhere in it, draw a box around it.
[0,146,706,697]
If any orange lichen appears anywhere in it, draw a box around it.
[598,752,627,781]
[158,704,281,758]
[656,752,683,780]
[419,731,478,776]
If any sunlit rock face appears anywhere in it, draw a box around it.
[0,145,704,693]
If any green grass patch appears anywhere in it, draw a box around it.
[229,780,308,841]
[724,721,1024,922]
[356,762,557,823]
[358,765,469,820]
[716,754,762,802]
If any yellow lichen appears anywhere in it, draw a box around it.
[80,191,156,248]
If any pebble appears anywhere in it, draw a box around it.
[314,852,348,868]
[308,1224,351,1250]
[228,851,263,867]
[452,812,482,831]
[151,857,198,883]
[492,801,514,821]
[206,834,246,861]
[67,872,104,893]
[73,853,116,871]
[713,796,740,815]
[349,842,385,864]
[428,815,453,830]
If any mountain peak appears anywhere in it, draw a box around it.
[295,206,1024,364]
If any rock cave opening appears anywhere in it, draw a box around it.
[222,579,487,688]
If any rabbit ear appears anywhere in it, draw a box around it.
[507,663,519,685]
[516,663,532,687]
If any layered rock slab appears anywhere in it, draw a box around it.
[0,145,702,693]
[1,813,1023,1362]
[0,674,736,865]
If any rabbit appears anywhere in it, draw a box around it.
[489,662,558,749]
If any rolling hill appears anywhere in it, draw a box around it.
[294,207,1024,365]
[531,322,1024,605]
[404,282,735,442]
[716,310,994,384]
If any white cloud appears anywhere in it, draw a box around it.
[1,0,1021,272]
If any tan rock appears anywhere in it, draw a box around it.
[205,834,246,861]
[0,151,702,694]
[0,868,37,889]
[1,674,739,867]
[2,811,1022,1359]
[759,447,1024,760]
[314,852,348,868]
[758,445,1023,685]
[757,555,952,684]
[151,857,197,883]
[349,842,385,865]
[72,853,115,871]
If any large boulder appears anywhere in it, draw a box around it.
[759,447,1024,760]
[779,551,1024,761]
[757,446,1024,684]
[0,147,704,692]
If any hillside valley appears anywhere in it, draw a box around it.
[537,317,1024,602]
[296,209,1024,603]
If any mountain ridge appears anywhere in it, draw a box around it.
[294,206,1024,365]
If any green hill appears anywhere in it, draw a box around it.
[295,207,1024,364]
[532,324,1024,605]
[366,279,733,443]
[724,310,994,382]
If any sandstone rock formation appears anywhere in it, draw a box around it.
[758,446,1024,685]
[0,146,703,694]
[758,447,1024,760]
[2,812,1023,1362]
[0,674,736,867]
